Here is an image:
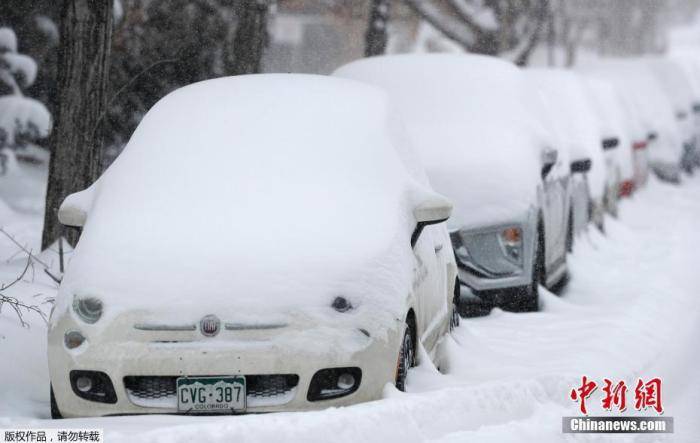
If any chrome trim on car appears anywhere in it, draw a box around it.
[134,322,288,332]
[133,323,197,331]
[224,322,288,331]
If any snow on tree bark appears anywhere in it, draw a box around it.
[365,0,391,57]
[41,0,113,250]
[229,0,271,75]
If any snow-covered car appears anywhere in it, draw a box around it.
[47,74,459,418]
[582,60,681,185]
[334,54,571,313]
[525,69,605,236]
[641,57,697,174]
[671,52,700,168]
[581,77,634,219]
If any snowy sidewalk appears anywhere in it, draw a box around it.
[1,175,699,442]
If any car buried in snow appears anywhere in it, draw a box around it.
[334,54,571,313]
[584,60,684,185]
[47,74,459,418]
[580,77,635,219]
[641,57,698,174]
[524,69,607,235]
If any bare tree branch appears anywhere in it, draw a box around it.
[0,227,51,269]
[404,0,476,50]
[514,0,550,66]
[405,0,551,58]
[0,255,48,328]
[0,254,32,292]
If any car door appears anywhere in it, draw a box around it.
[412,224,448,354]
[541,149,567,277]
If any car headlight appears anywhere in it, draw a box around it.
[498,227,523,265]
[73,296,103,324]
[451,226,524,278]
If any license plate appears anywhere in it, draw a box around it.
[176,376,246,413]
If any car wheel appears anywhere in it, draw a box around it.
[607,190,619,218]
[450,277,460,330]
[395,318,415,392]
[566,209,574,253]
[521,226,545,312]
[596,214,605,233]
[50,385,62,419]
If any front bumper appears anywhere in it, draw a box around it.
[48,311,401,418]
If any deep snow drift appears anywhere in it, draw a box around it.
[1,167,699,442]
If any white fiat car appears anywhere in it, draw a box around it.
[48,74,458,418]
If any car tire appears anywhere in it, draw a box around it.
[450,277,460,330]
[606,190,619,219]
[395,317,416,392]
[50,385,62,419]
[566,209,574,253]
[515,226,544,312]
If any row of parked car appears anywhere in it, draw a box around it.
[337,52,700,313]
[47,53,700,418]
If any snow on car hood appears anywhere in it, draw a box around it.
[334,54,544,231]
[56,75,423,327]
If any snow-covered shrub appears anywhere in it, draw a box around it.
[0,27,52,174]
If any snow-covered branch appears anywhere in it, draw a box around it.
[406,0,550,64]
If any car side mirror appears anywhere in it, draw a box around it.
[411,195,453,247]
[58,190,92,228]
[570,158,592,174]
[58,202,87,228]
[541,149,558,179]
[602,137,619,150]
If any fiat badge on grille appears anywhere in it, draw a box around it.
[200,314,220,337]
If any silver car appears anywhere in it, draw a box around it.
[335,54,571,313]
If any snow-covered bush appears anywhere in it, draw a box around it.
[0,27,52,174]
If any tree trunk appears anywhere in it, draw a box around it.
[41,0,113,250]
[546,3,556,66]
[365,0,391,57]
[514,0,550,66]
[230,0,270,75]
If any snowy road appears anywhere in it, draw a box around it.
[1,174,699,442]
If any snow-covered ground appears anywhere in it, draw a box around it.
[1,164,699,442]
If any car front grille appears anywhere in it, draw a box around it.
[123,374,299,409]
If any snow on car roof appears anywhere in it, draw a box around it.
[334,54,546,230]
[524,69,606,199]
[670,52,700,100]
[581,77,635,181]
[59,74,425,320]
[580,60,683,164]
[640,57,695,113]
